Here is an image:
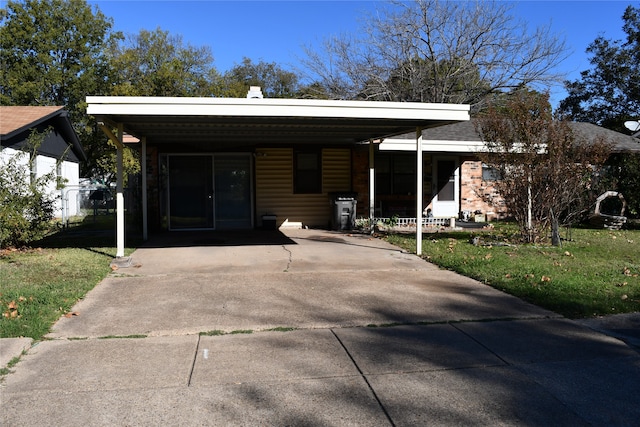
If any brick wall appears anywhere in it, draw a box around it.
[460,157,508,221]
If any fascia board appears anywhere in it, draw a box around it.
[86,96,470,121]
[380,139,486,153]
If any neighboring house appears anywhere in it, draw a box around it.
[380,119,640,221]
[0,106,86,218]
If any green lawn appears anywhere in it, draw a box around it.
[386,225,640,319]
[0,214,137,340]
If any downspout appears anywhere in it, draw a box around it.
[416,127,423,256]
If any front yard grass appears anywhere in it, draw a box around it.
[386,225,640,319]
[0,214,137,341]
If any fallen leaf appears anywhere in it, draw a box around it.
[505,273,512,278]
[110,264,119,271]
[525,274,535,279]
[8,300,17,309]
[485,254,492,260]
[64,312,80,318]
[564,251,572,257]
[541,276,551,282]
[623,267,632,276]
[621,295,628,300]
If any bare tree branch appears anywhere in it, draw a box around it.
[301,0,568,111]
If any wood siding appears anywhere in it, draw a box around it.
[255,148,351,228]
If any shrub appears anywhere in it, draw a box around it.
[0,148,56,249]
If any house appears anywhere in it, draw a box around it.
[379,119,640,222]
[86,90,471,257]
[0,106,86,218]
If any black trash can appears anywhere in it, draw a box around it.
[330,192,357,231]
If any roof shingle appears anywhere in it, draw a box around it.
[0,106,64,136]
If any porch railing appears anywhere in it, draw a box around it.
[373,217,452,227]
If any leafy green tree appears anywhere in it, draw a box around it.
[560,5,639,132]
[109,27,218,97]
[559,5,640,217]
[476,90,612,244]
[0,0,122,178]
[220,57,301,98]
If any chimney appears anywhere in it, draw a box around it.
[247,86,264,99]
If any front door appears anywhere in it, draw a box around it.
[214,154,253,229]
[168,155,214,230]
[431,157,459,218]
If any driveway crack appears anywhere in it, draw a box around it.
[282,245,293,272]
[187,335,201,387]
[330,329,396,427]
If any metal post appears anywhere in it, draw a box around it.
[416,127,423,256]
[141,137,148,241]
[116,123,125,258]
[369,139,375,232]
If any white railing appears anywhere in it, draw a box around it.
[373,217,452,227]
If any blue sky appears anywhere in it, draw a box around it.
[90,1,631,107]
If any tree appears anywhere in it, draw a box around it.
[559,5,640,217]
[0,0,122,178]
[109,27,218,97]
[476,90,612,244]
[302,0,567,112]
[219,57,302,98]
[559,5,639,132]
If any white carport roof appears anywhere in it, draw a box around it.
[86,96,470,146]
[86,95,470,260]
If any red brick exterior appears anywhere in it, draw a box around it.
[459,157,508,221]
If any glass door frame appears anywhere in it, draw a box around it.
[164,153,254,231]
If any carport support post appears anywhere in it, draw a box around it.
[369,139,375,231]
[116,124,125,258]
[416,127,423,256]
[141,136,148,241]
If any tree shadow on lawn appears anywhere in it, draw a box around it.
[34,214,142,258]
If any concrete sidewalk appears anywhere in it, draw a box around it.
[2,229,640,426]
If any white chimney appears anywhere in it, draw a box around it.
[247,86,264,99]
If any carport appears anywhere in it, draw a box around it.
[87,92,470,258]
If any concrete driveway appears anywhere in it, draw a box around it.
[2,228,640,426]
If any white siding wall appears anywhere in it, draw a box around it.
[1,147,81,218]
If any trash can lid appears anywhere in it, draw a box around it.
[330,192,358,200]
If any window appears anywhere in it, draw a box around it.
[482,163,502,181]
[294,150,321,193]
[375,153,416,195]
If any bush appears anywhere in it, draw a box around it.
[0,150,56,248]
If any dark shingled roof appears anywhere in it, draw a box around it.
[391,119,640,153]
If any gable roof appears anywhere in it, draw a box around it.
[381,119,640,153]
[0,106,86,162]
[0,106,65,137]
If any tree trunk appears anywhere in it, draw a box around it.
[551,208,561,247]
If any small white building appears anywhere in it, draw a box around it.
[0,106,86,218]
